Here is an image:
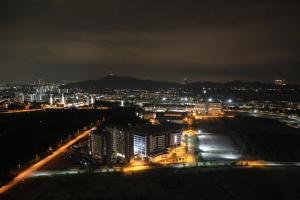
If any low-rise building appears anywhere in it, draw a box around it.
[207,102,223,115]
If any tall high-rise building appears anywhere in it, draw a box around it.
[88,126,130,163]
[133,134,147,157]
[90,95,94,105]
[61,94,65,105]
[18,93,25,103]
[106,127,128,163]
[30,94,35,102]
[88,129,104,160]
[149,134,166,153]
[49,94,53,106]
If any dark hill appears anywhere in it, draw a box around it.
[62,75,299,92]
[62,75,179,90]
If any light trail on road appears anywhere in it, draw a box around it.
[0,127,96,195]
[1,109,44,114]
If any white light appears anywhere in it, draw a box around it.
[162,97,167,101]
[228,99,233,103]
[184,97,188,101]
[208,98,213,102]
[219,153,241,160]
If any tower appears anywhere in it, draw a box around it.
[183,78,188,85]
[90,95,95,105]
[61,94,65,106]
[49,94,53,106]
[108,70,114,76]
[86,95,90,105]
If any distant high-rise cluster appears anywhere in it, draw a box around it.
[8,79,97,108]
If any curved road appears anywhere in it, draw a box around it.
[0,127,96,195]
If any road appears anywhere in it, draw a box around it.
[0,109,44,114]
[25,160,300,179]
[0,127,96,195]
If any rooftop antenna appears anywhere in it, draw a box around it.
[109,70,114,76]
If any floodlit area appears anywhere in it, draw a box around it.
[149,129,200,165]
[198,134,242,161]
[149,129,243,164]
[200,152,242,161]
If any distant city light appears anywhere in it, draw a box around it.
[162,97,167,101]
[228,99,233,103]
[208,98,213,102]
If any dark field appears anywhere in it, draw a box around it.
[2,167,300,200]
[193,116,300,161]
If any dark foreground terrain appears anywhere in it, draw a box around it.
[2,167,300,200]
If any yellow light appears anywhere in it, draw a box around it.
[123,165,150,174]
[237,160,266,167]
[185,154,195,163]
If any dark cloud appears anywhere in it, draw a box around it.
[0,0,299,83]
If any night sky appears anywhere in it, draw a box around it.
[0,0,300,83]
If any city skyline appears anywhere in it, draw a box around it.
[0,75,293,85]
[1,0,300,83]
[1,1,300,199]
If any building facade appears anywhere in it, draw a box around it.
[88,123,183,163]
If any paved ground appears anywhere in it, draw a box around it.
[198,133,242,161]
